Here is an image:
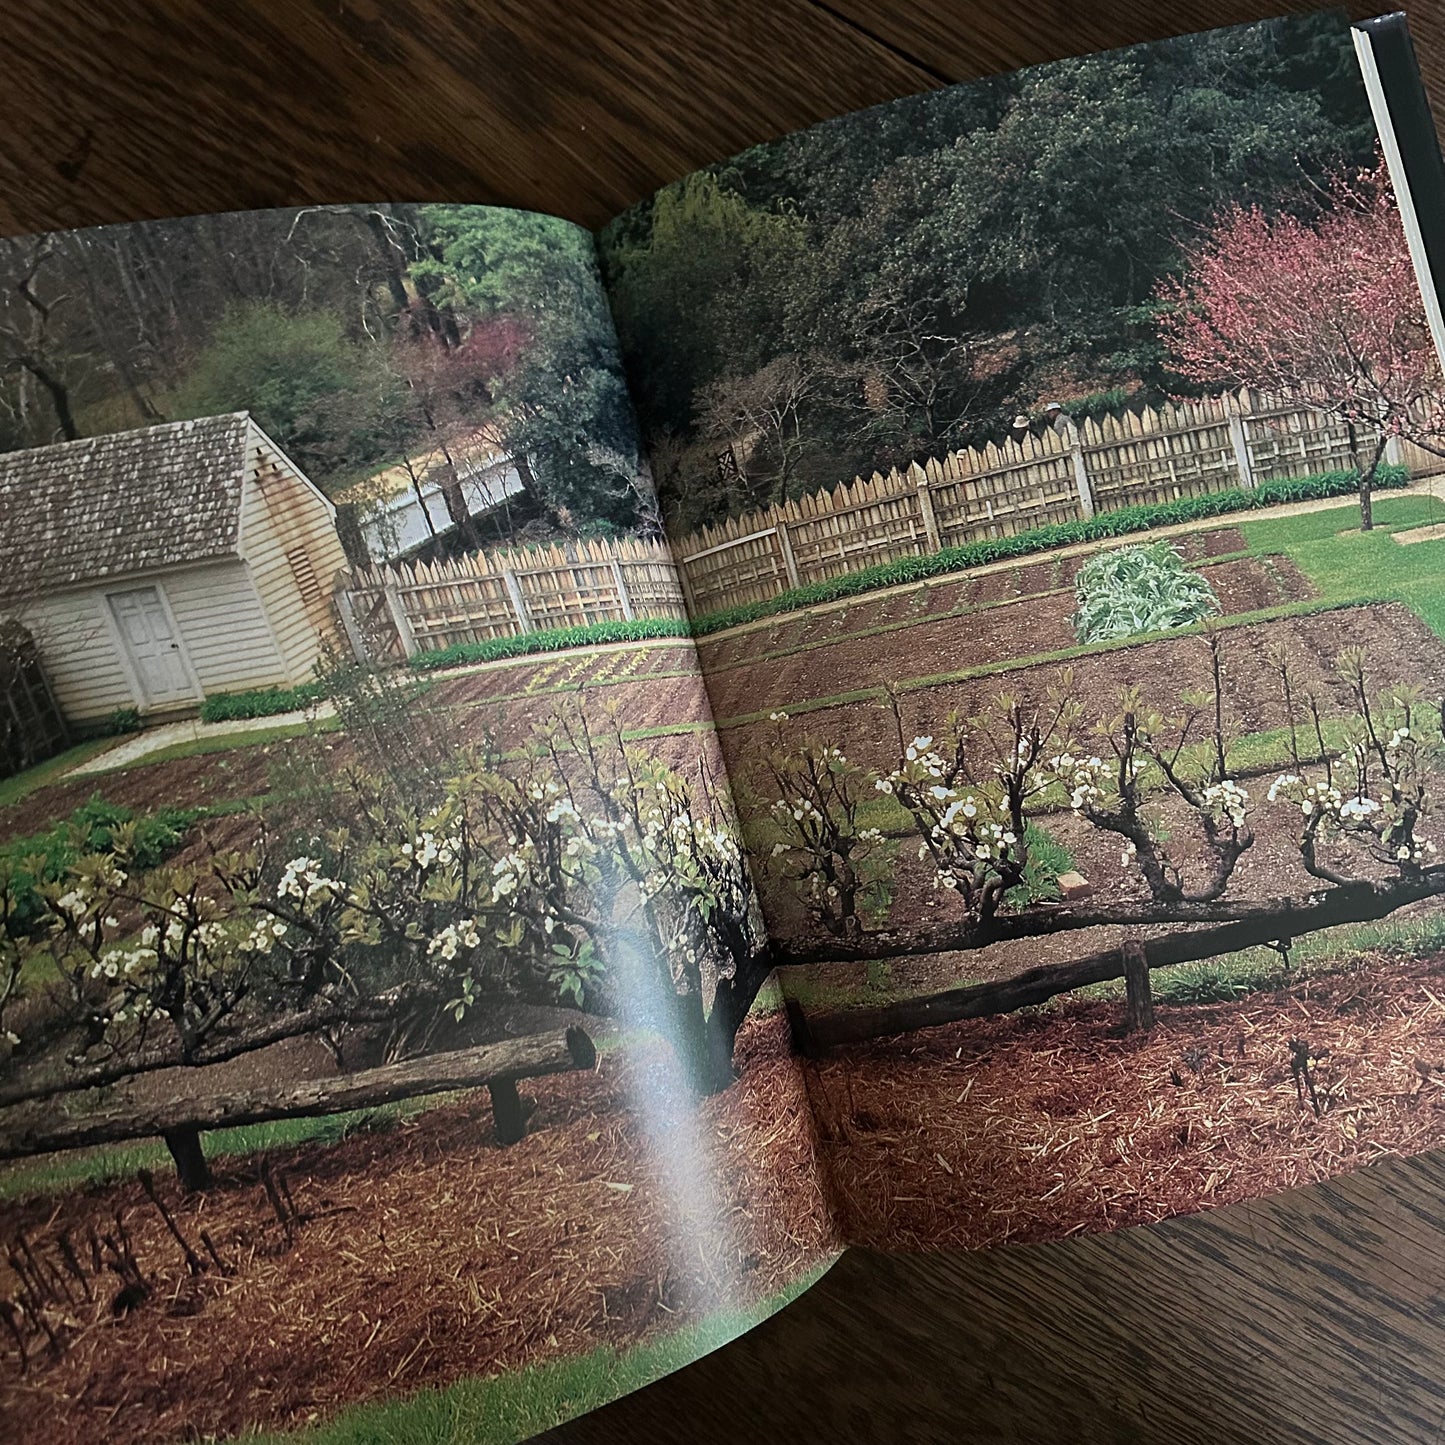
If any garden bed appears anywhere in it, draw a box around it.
[716,600,1444,773]
[0,642,716,851]
[692,526,1254,674]
[701,553,1311,719]
[0,1013,834,1445]
[807,947,1445,1251]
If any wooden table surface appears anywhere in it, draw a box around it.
[5,2,1445,1439]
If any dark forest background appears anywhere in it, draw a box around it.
[0,205,651,538]
[599,13,1380,534]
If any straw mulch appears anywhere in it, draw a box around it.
[0,1012,836,1445]
[808,949,1445,1251]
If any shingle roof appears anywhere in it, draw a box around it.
[0,413,253,605]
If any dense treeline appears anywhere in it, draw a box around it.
[599,15,1378,533]
[0,205,648,534]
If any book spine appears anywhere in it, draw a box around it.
[1353,13,1445,368]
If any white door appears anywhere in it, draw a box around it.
[107,586,198,708]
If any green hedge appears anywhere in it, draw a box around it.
[200,681,329,723]
[410,616,692,672]
[688,465,1408,636]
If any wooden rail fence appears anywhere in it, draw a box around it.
[336,536,687,661]
[672,388,1441,617]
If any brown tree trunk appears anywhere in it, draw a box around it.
[1349,420,1374,531]
[16,357,79,439]
[0,1028,595,1164]
[1121,940,1155,1035]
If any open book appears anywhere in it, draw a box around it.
[2,10,1444,1441]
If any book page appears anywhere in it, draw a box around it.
[0,204,835,1442]
[599,11,1445,1250]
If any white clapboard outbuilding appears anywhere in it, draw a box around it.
[0,413,348,724]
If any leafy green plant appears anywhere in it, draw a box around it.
[546,936,604,1009]
[102,707,142,736]
[200,682,329,722]
[0,797,199,935]
[1003,824,1075,910]
[1072,542,1219,643]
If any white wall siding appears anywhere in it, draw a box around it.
[17,591,135,723]
[17,562,289,724]
[163,562,288,696]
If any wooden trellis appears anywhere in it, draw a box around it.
[0,623,68,781]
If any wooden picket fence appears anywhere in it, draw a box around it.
[336,389,1445,660]
[336,536,687,661]
[672,388,1443,616]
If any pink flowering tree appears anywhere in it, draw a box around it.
[1157,159,1445,530]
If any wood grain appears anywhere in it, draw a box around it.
[1,2,1438,237]
[6,1,1445,1440]
[540,1147,1445,1444]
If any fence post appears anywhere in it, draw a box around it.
[775,523,802,591]
[1227,410,1256,489]
[333,587,369,663]
[381,574,419,658]
[677,559,699,617]
[501,567,533,634]
[910,462,942,551]
[1121,940,1155,1035]
[1066,423,1095,520]
[610,557,635,620]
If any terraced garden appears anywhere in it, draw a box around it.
[9,486,1445,1438]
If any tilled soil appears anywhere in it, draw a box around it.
[0,645,716,849]
[438,666,717,743]
[716,601,1444,780]
[0,1014,835,1445]
[702,554,1315,722]
[694,527,1252,673]
[695,528,1253,671]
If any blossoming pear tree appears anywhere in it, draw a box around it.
[754,636,1445,1049]
[0,701,770,1186]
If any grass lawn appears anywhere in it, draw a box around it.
[246,1257,835,1445]
[0,737,120,808]
[1243,493,1445,637]
[1076,909,1445,1010]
